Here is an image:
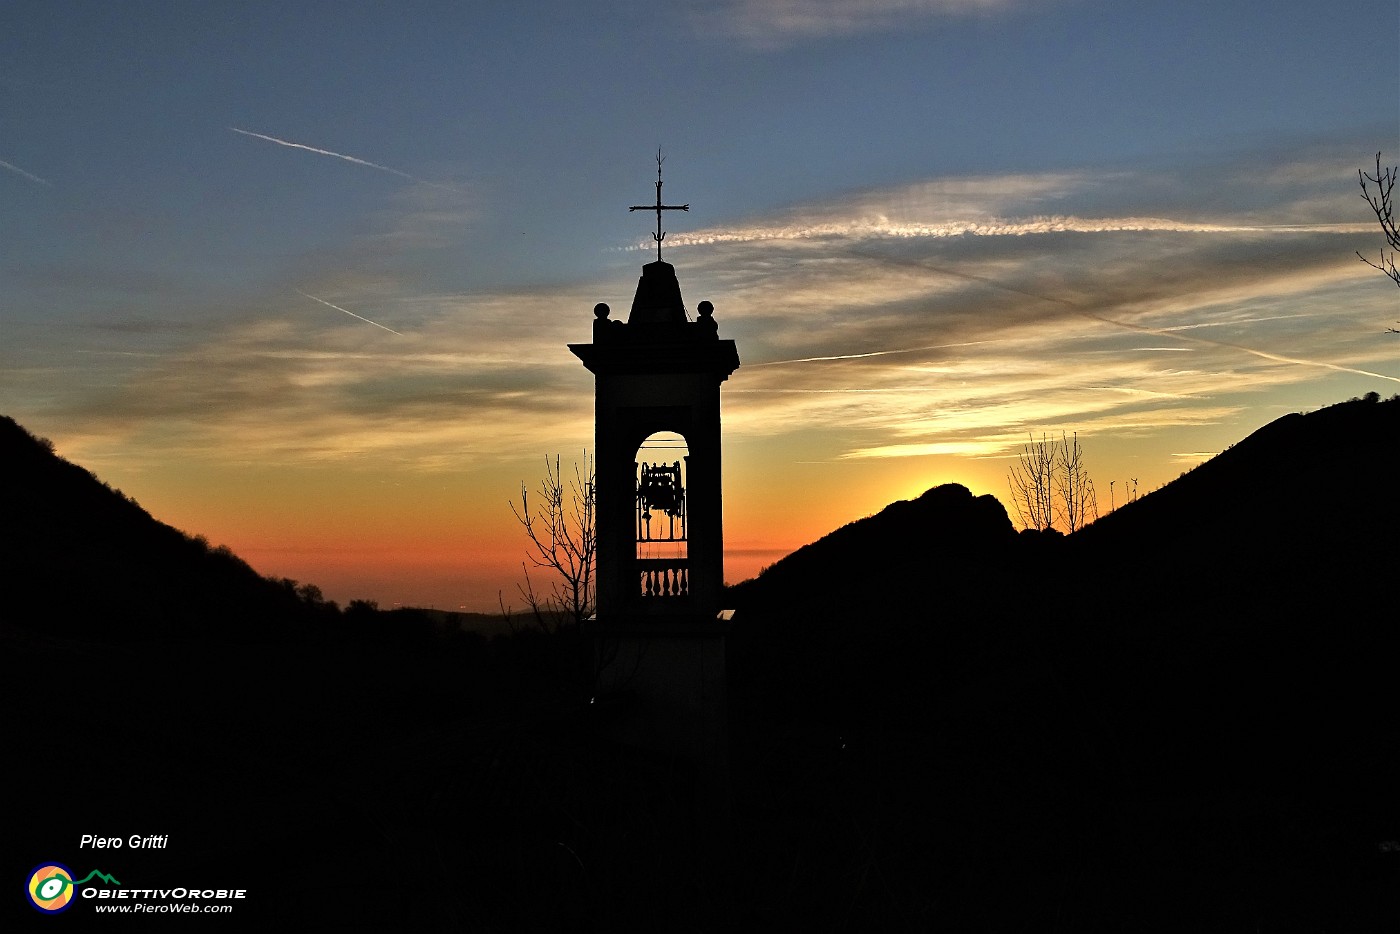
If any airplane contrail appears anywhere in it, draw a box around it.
[296,290,402,335]
[751,339,997,367]
[1080,309,1400,384]
[0,158,51,186]
[842,247,1400,385]
[754,246,1400,386]
[231,127,458,191]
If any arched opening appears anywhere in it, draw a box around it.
[635,431,689,599]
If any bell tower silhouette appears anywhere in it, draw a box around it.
[569,155,739,764]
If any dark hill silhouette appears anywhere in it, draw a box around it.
[0,415,314,639]
[723,395,1399,930]
[1074,391,1399,618]
[729,481,1015,610]
[4,401,1396,930]
[725,482,1023,750]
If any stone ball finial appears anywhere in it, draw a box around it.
[594,302,611,320]
[697,300,714,318]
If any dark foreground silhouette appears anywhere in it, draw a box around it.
[4,398,1398,930]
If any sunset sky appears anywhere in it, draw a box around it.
[4,1,1398,612]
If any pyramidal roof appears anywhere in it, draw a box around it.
[628,260,687,324]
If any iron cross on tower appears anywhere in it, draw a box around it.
[629,150,688,261]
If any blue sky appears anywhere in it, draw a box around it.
[3,0,1397,610]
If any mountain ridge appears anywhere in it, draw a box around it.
[730,393,1398,618]
[4,399,1396,929]
[0,415,315,639]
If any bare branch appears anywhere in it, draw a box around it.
[1358,152,1400,331]
[1055,432,1098,533]
[1008,431,1098,533]
[507,452,596,633]
[1008,433,1056,532]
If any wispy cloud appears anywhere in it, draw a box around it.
[229,127,461,192]
[649,215,1370,251]
[366,184,477,250]
[697,0,1025,44]
[30,141,1397,496]
[0,158,51,186]
[653,153,1375,256]
[645,161,1370,254]
[645,145,1400,470]
[51,285,599,470]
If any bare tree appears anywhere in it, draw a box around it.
[1007,432,1098,533]
[1008,434,1057,532]
[1056,431,1098,533]
[508,452,596,633]
[1358,152,1400,331]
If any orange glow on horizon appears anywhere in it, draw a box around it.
[87,424,1207,614]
